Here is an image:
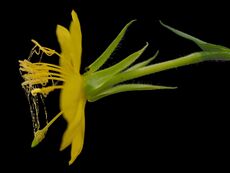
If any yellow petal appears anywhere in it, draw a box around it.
[60,75,84,123]
[69,111,85,165]
[56,24,74,74]
[60,117,78,151]
[56,10,82,74]
[69,10,82,72]
[60,97,86,150]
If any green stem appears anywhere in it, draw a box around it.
[103,51,230,89]
[86,51,230,101]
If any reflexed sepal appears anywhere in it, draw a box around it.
[85,20,136,74]
[84,43,149,99]
[89,84,177,102]
[160,21,230,52]
[84,21,230,103]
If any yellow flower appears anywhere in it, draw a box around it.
[20,9,176,166]
[20,9,226,166]
[19,10,177,165]
[19,10,86,165]
[57,10,86,165]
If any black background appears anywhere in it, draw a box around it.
[1,0,229,172]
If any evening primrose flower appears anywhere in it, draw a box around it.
[20,11,86,165]
[19,10,230,165]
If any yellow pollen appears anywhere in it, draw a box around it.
[20,39,68,146]
[19,59,66,87]
[31,39,61,57]
[31,86,63,96]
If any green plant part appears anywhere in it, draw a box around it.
[83,21,230,102]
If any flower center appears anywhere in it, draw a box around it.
[19,59,65,96]
[19,40,66,146]
[19,39,67,97]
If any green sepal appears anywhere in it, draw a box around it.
[160,21,230,51]
[85,20,136,74]
[84,43,148,97]
[88,84,177,102]
[84,21,230,103]
[125,50,159,72]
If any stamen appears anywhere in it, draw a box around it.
[19,39,65,147]
[22,76,65,86]
[30,39,74,73]
[31,39,61,57]
[19,59,67,89]
[19,60,63,75]
[31,86,63,96]
[22,72,65,81]
[34,62,66,74]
